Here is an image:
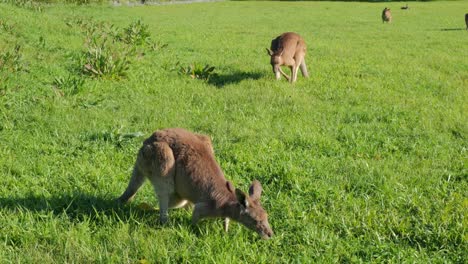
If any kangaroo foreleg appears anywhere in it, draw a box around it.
[192,203,230,232]
[224,218,230,232]
[192,202,208,225]
[279,68,290,81]
[192,202,225,225]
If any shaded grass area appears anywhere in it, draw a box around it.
[0,1,467,262]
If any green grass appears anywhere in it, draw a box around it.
[0,1,467,262]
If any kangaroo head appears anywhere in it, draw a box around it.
[234,180,273,239]
[266,49,283,63]
[266,48,284,80]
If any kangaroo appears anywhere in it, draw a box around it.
[382,8,392,23]
[117,128,273,239]
[266,32,308,83]
[401,4,409,10]
[465,14,468,30]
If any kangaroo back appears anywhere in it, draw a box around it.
[270,32,303,61]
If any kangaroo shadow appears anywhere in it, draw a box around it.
[440,28,465,31]
[0,193,243,238]
[0,193,179,227]
[208,71,263,88]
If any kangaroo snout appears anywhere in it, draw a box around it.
[259,221,274,239]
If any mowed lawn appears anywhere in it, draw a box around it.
[0,1,466,262]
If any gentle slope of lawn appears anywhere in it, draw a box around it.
[0,1,466,262]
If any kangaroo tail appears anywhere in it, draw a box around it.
[118,163,146,203]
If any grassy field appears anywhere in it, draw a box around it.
[0,1,467,262]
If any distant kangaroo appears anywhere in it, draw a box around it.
[117,128,273,239]
[382,8,392,23]
[465,14,468,30]
[266,32,308,83]
[401,4,409,10]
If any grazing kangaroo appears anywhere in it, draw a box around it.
[401,4,409,10]
[266,32,308,83]
[117,128,273,239]
[382,8,392,23]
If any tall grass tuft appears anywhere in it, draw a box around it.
[53,75,85,95]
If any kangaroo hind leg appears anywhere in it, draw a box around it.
[291,64,300,83]
[300,59,309,78]
[147,141,176,224]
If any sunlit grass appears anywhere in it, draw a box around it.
[0,1,466,262]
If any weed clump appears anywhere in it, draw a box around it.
[117,19,167,51]
[176,62,217,81]
[70,20,129,79]
[67,18,166,79]
[0,44,25,72]
[80,35,131,79]
[0,19,15,34]
[53,75,85,96]
[119,19,150,46]
[2,0,43,12]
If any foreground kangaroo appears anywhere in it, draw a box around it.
[266,32,308,83]
[382,8,392,23]
[118,128,273,239]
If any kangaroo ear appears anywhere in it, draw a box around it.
[266,48,273,56]
[226,181,235,193]
[249,180,263,201]
[235,188,249,208]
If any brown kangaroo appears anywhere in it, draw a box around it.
[382,8,392,23]
[117,128,273,239]
[266,32,308,83]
